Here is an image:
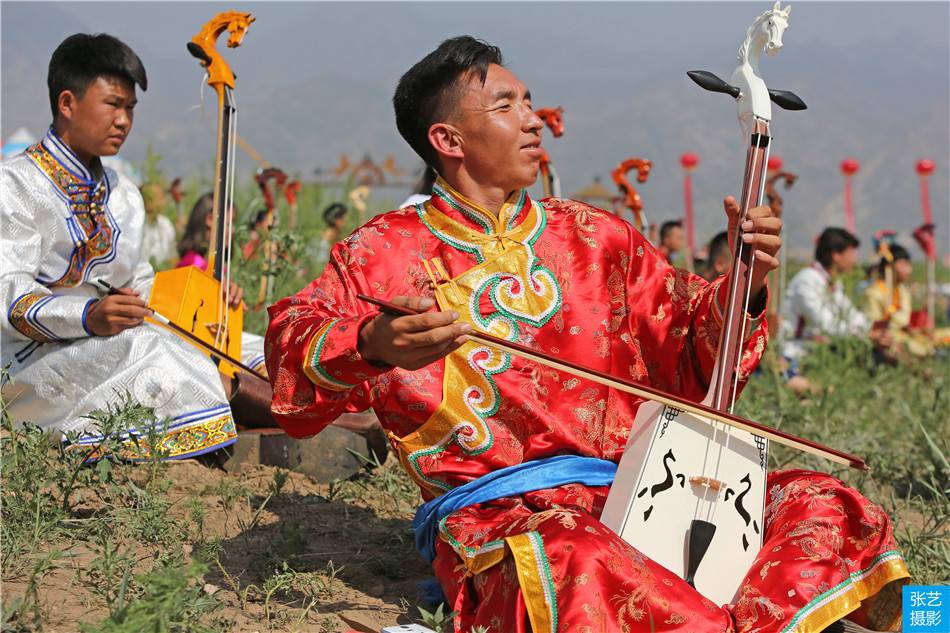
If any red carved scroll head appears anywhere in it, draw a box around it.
[535,107,564,138]
[913,223,936,260]
[611,157,653,226]
[169,177,183,204]
[285,180,301,207]
[255,167,288,211]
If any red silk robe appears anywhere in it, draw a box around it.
[266,179,908,633]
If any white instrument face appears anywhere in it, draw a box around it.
[601,402,767,605]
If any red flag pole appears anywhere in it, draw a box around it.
[680,152,699,271]
[840,158,860,235]
[916,159,937,326]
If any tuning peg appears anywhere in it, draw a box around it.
[687,71,741,99]
[768,89,807,110]
[187,42,212,65]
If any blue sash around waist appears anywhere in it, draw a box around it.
[412,454,618,562]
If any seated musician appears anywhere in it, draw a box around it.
[266,37,908,632]
[139,183,176,268]
[702,230,731,282]
[0,33,275,459]
[657,219,685,265]
[864,243,937,359]
[780,228,896,390]
[241,208,271,261]
[176,192,214,271]
[314,201,350,264]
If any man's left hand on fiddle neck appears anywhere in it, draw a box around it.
[723,195,783,313]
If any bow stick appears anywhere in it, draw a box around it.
[356,294,868,470]
[97,280,267,381]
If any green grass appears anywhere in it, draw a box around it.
[737,340,949,584]
[2,159,946,629]
[3,341,946,630]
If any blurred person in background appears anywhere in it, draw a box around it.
[139,183,176,268]
[657,219,684,264]
[702,230,731,282]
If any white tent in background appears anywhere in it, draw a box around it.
[2,127,35,158]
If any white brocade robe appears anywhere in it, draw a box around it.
[0,129,256,459]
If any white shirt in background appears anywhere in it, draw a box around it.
[141,214,176,266]
[780,262,870,360]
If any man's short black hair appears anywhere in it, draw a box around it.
[48,33,147,119]
[889,244,910,262]
[393,36,503,169]
[815,227,860,268]
[878,243,910,269]
[659,220,683,243]
[708,230,731,262]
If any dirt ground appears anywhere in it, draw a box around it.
[2,458,434,632]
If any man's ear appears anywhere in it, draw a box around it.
[57,90,79,123]
[428,123,464,164]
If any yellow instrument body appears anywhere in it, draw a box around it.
[149,266,243,378]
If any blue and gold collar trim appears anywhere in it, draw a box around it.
[41,127,103,184]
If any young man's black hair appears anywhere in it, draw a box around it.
[815,227,860,269]
[888,244,910,262]
[393,36,502,170]
[708,230,731,262]
[876,243,910,273]
[659,220,683,243]
[47,33,148,119]
[322,202,348,226]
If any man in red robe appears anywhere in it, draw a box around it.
[266,37,908,632]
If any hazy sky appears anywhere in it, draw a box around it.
[2,2,947,255]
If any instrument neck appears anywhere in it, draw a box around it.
[708,117,771,413]
[208,86,235,281]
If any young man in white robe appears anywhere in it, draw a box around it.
[779,227,892,393]
[0,33,273,460]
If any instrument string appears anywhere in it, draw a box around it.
[220,91,239,351]
[705,120,768,525]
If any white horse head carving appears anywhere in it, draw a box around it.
[732,2,792,125]
[739,1,791,65]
